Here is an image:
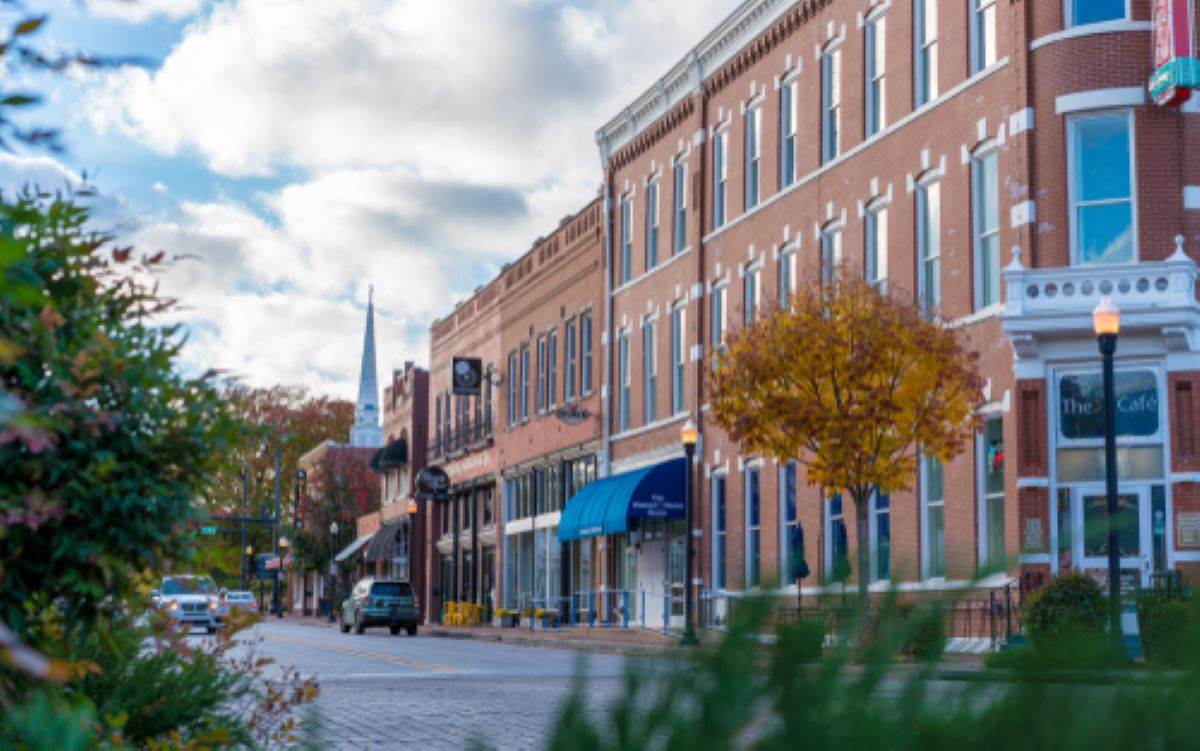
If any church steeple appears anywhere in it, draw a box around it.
[350,286,383,448]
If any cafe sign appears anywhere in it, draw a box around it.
[1149,0,1199,107]
[1059,370,1159,440]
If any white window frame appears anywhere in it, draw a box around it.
[564,319,577,401]
[519,343,530,422]
[536,335,547,414]
[642,318,657,424]
[820,223,843,285]
[969,0,997,74]
[744,465,762,589]
[507,351,517,426]
[1066,109,1138,267]
[620,195,633,283]
[713,130,728,228]
[711,283,728,350]
[580,312,594,395]
[865,202,888,292]
[780,79,799,188]
[977,414,1006,573]
[916,175,942,316]
[712,473,728,590]
[869,488,891,583]
[743,262,761,324]
[778,461,801,585]
[744,105,762,210]
[821,42,842,162]
[547,328,558,409]
[1064,0,1130,28]
[920,454,946,580]
[778,247,797,307]
[823,492,848,582]
[673,158,687,253]
[670,303,686,415]
[865,8,887,137]
[617,330,630,432]
[646,178,660,270]
[970,144,1001,310]
[914,0,939,105]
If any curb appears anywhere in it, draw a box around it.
[422,628,682,656]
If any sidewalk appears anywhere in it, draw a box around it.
[422,624,701,655]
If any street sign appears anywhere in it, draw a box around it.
[1150,0,1198,107]
[328,562,337,576]
[200,525,218,536]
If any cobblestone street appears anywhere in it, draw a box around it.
[240,620,631,749]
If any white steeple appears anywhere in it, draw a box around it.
[350,286,383,448]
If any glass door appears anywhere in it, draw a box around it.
[1074,485,1151,589]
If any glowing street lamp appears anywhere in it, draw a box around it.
[680,419,699,646]
[1093,296,1122,641]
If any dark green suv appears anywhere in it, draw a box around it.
[339,578,419,636]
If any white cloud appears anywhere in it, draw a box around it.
[89,0,204,23]
[80,0,736,396]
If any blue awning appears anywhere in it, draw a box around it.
[558,458,686,542]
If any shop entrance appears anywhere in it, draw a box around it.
[1066,485,1152,589]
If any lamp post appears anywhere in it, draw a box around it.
[680,419,699,646]
[276,536,289,618]
[244,545,254,600]
[1093,296,1122,640]
[328,521,339,624]
[240,466,250,589]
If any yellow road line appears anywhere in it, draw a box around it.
[267,634,462,673]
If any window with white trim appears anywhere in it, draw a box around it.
[711,284,727,352]
[922,455,946,579]
[917,178,942,315]
[564,319,577,401]
[713,475,727,589]
[519,343,530,421]
[780,79,798,188]
[778,248,797,307]
[743,263,760,324]
[580,312,593,394]
[536,335,547,413]
[744,106,761,210]
[826,493,849,582]
[970,0,997,74]
[872,489,891,581]
[670,305,685,415]
[865,11,886,137]
[979,416,1005,573]
[713,130,727,228]
[645,179,659,270]
[642,319,657,424]
[1067,0,1126,27]
[820,225,842,286]
[673,159,687,253]
[547,328,557,408]
[507,351,517,426]
[745,466,761,588]
[865,204,888,292]
[1068,111,1135,266]
[620,196,632,284]
[780,461,805,584]
[971,148,1000,309]
[617,330,630,432]
[914,0,939,105]
[821,43,841,162]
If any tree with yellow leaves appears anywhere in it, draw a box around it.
[710,272,983,606]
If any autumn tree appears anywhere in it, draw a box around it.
[290,446,378,574]
[710,273,983,606]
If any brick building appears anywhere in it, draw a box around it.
[580,0,1200,621]
[426,276,503,620]
[496,199,604,614]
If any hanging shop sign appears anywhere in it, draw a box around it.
[451,357,483,396]
[1149,0,1199,107]
[415,466,451,501]
[1058,370,1159,440]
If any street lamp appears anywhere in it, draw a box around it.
[1093,296,1122,641]
[680,418,700,646]
[328,521,339,624]
[274,536,289,618]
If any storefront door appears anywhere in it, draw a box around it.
[638,538,666,629]
[1072,485,1152,589]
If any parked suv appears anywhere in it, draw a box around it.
[339,578,419,636]
[153,575,222,633]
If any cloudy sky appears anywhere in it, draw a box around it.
[1,0,734,397]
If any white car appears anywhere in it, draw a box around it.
[222,590,258,615]
[153,575,223,633]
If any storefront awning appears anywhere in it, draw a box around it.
[334,534,372,563]
[363,521,406,563]
[558,458,686,542]
[369,437,408,474]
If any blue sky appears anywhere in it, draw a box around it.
[2,0,734,398]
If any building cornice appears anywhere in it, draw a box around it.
[596,0,831,169]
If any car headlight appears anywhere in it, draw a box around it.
[209,600,219,611]
[166,601,179,611]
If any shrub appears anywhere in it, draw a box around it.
[1138,592,1198,667]
[1022,571,1107,649]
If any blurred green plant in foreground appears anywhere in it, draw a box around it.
[545,589,1200,751]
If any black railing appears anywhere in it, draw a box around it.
[431,408,493,458]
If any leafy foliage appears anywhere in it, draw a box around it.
[0,192,244,635]
[542,594,1200,751]
[1138,589,1198,667]
[710,272,983,601]
[1021,571,1108,649]
[291,444,377,573]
